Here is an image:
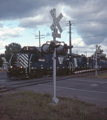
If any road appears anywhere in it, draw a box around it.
[0,72,107,107]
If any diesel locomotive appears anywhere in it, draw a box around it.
[7,42,69,79]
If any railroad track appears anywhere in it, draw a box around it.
[0,70,107,93]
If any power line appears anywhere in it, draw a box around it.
[35,31,45,47]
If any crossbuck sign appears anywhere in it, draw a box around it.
[50,8,63,38]
[50,8,63,104]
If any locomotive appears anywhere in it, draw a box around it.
[7,42,107,79]
[67,53,107,71]
[7,42,69,79]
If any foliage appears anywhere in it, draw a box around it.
[0,54,5,57]
[0,56,3,67]
[5,42,21,62]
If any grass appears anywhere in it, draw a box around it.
[96,72,107,79]
[88,72,107,79]
[0,91,107,120]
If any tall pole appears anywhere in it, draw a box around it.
[53,11,57,104]
[69,21,72,54]
[52,28,59,104]
[39,31,41,47]
[95,45,98,76]
[50,8,63,104]
[35,31,45,47]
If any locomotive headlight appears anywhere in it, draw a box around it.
[20,66,23,68]
[10,66,13,68]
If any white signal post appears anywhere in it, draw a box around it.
[95,45,98,76]
[95,45,100,76]
[50,8,63,104]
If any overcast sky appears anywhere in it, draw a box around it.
[0,0,107,56]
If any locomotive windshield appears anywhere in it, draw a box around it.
[20,46,38,54]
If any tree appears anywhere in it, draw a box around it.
[5,43,22,62]
[0,57,3,67]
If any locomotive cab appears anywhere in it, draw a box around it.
[7,46,46,79]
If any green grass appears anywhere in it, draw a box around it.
[0,91,107,120]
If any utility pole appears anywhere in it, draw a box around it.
[95,45,98,76]
[35,31,45,47]
[66,20,74,54]
[69,21,72,54]
[84,51,87,57]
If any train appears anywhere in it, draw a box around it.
[7,44,107,79]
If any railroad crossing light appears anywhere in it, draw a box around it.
[49,42,60,52]
[56,44,68,54]
[41,42,59,54]
[41,43,50,54]
[98,58,100,61]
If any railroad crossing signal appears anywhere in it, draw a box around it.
[50,8,63,37]
[52,28,61,38]
[50,8,63,104]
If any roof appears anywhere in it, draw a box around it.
[36,47,42,52]
[20,46,42,53]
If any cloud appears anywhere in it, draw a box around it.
[0,40,10,53]
[0,0,41,20]
[72,38,99,56]
[0,22,3,27]
[19,14,50,28]
[0,27,24,40]
[46,32,51,37]
[0,40,7,49]
[0,0,107,55]
[65,0,107,45]
[73,38,85,47]
[0,0,63,20]
[19,4,66,28]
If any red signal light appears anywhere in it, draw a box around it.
[98,59,100,61]
[50,47,54,52]
[64,48,67,53]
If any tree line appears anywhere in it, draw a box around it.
[0,42,21,67]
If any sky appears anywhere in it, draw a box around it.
[0,0,107,57]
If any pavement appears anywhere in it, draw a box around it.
[17,77,107,108]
